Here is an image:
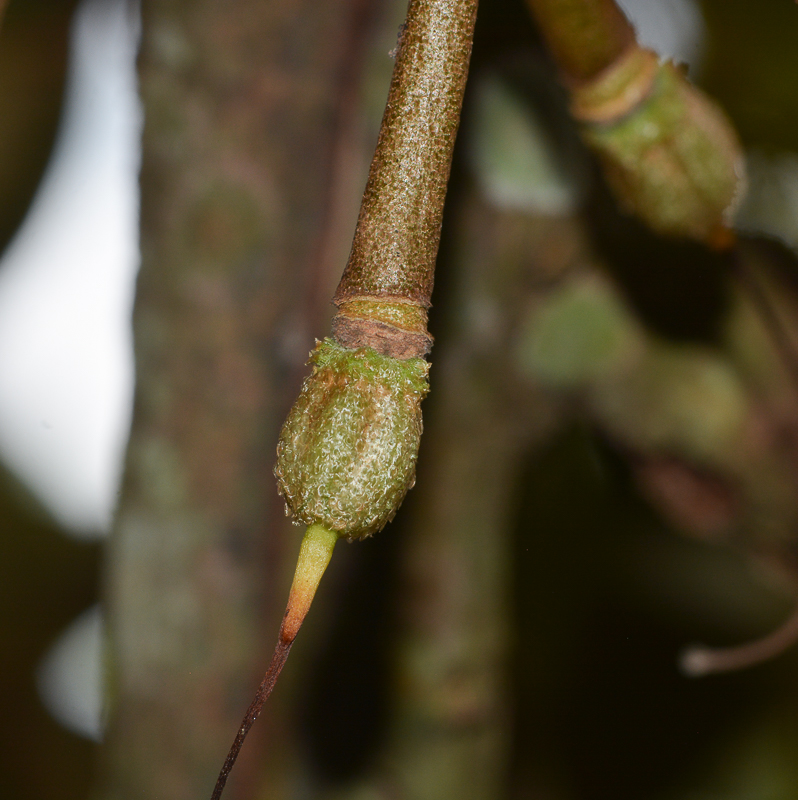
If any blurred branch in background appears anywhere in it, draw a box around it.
[528,0,744,245]
[525,0,635,83]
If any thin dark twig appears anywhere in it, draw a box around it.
[680,600,798,677]
[677,252,798,677]
[210,636,294,800]
[731,248,798,394]
[210,523,337,799]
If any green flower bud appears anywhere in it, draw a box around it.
[275,339,430,541]
[573,48,745,243]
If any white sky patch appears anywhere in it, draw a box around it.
[37,604,104,741]
[617,0,705,71]
[0,0,141,537]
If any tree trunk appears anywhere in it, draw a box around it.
[98,0,394,796]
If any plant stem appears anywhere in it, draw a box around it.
[332,0,479,358]
[525,0,634,84]
[210,524,338,800]
[681,600,798,677]
[212,0,480,795]
[731,250,798,396]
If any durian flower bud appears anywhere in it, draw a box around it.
[275,339,430,541]
[572,46,746,244]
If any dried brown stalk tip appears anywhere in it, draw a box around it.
[210,524,338,800]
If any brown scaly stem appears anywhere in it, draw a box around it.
[332,0,478,358]
[524,0,635,84]
[210,524,338,800]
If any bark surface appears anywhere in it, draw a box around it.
[99,0,383,797]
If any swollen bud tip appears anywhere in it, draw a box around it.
[275,339,429,540]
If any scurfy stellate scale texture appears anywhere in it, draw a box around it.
[275,339,429,540]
